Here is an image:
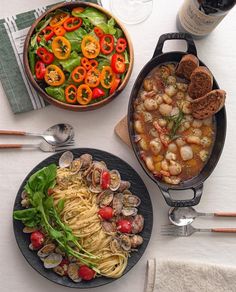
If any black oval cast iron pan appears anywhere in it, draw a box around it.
[128,32,227,207]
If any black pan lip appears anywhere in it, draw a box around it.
[127,51,227,192]
[12,148,153,289]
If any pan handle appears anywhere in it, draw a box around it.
[153,32,197,59]
[159,183,203,207]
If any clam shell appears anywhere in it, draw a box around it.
[102,221,116,233]
[117,181,131,192]
[92,167,102,186]
[120,235,131,251]
[37,243,56,258]
[109,170,121,191]
[89,184,102,193]
[110,238,122,253]
[80,153,92,169]
[23,226,38,233]
[43,253,62,269]
[59,151,74,168]
[98,190,114,208]
[121,207,138,217]
[123,194,141,207]
[130,235,143,248]
[68,263,82,283]
[112,193,123,216]
[132,214,144,234]
[53,265,65,276]
[21,190,28,199]
[70,159,82,173]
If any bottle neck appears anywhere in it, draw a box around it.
[197,0,236,15]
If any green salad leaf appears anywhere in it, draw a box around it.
[76,7,107,26]
[65,27,87,51]
[59,51,81,72]
[13,164,99,267]
[45,86,65,102]
[96,18,116,35]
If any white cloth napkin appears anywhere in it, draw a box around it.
[145,259,236,292]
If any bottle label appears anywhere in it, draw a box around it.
[179,0,226,36]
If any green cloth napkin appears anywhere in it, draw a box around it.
[0,0,100,114]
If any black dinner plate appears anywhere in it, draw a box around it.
[13,148,153,288]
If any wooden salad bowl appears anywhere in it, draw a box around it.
[23,2,134,111]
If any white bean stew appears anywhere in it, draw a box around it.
[133,63,215,185]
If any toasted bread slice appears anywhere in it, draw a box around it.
[175,54,199,80]
[192,89,226,119]
[188,66,213,99]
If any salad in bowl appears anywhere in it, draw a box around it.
[24,2,133,110]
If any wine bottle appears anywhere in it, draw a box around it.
[177,0,236,38]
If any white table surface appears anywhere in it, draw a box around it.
[1,0,236,291]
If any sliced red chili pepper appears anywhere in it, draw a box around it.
[37,26,54,42]
[35,61,46,80]
[85,68,101,88]
[65,85,77,104]
[53,25,66,36]
[110,78,121,95]
[89,59,98,68]
[36,47,54,64]
[81,57,92,71]
[92,87,105,99]
[101,171,111,189]
[71,66,86,83]
[63,17,82,32]
[116,37,127,53]
[100,34,114,55]
[94,26,104,38]
[111,53,126,74]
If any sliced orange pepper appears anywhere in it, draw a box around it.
[52,36,71,60]
[77,84,92,105]
[72,7,85,16]
[53,26,66,36]
[81,57,92,71]
[65,85,77,104]
[71,66,86,83]
[85,68,101,88]
[100,66,115,89]
[44,64,65,86]
[50,12,69,27]
[110,78,121,95]
[81,35,100,59]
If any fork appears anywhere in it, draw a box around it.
[0,139,75,152]
[161,224,236,236]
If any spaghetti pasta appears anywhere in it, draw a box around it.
[52,166,129,278]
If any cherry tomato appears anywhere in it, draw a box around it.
[47,188,54,196]
[98,207,113,220]
[116,219,132,233]
[101,171,111,189]
[78,265,96,281]
[92,87,105,99]
[30,231,45,249]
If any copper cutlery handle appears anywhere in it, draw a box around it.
[212,228,236,233]
[0,144,23,148]
[0,130,26,135]
[214,212,236,217]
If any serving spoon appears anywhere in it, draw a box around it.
[0,123,74,146]
[169,207,236,226]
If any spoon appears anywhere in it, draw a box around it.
[169,207,236,226]
[0,123,74,146]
